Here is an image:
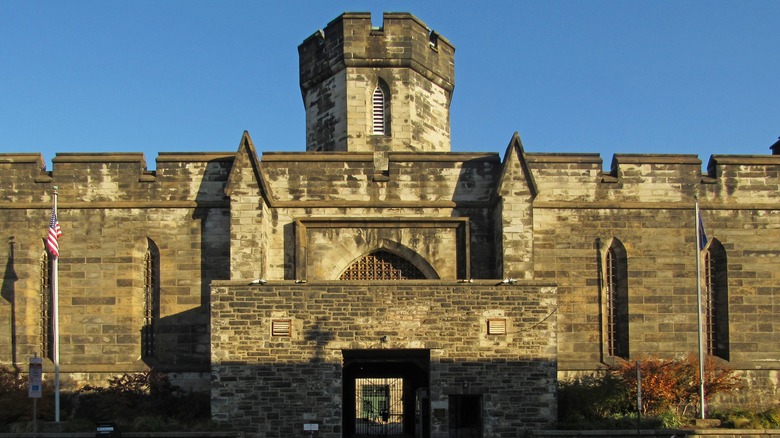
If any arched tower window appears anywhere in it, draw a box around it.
[340,250,425,280]
[40,250,52,359]
[603,238,629,359]
[372,81,390,135]
[142,239,160,360]
[704,239,729,360]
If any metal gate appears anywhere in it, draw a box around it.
[355,377,404,436]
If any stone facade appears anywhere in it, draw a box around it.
[0,152,231,386]
[211,282,557,436]
[0,11,779,438]
[299,13,454,153]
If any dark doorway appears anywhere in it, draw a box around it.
[448,395,482,438]
[343,349,430,438]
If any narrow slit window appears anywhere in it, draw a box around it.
[704,240,729,360]
[604,239,629,359]
[142,240,160,359]
[41,251,52,359]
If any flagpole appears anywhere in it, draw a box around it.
[694,197,706,419]
[52,188,61,423]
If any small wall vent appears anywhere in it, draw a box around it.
[272,319,292,337]
[487,318,507,335]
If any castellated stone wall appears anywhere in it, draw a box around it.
[0,152,232,388]
[210,281,558,437]
[250,150,503,281]
[1,140,778,418]
[528,153,780,407]
[299,12,455,152]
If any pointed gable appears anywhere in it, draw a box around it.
[496,132,537,198]
[225,131,267,199]
[496,132,537,199]
[494,132,536,279]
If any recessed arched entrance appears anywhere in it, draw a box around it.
[342,349,430,438]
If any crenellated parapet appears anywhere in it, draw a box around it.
[299,13,455,153]
[0,152,234,207]
[526,152,780,205]
[299,12,455,97]
[0,154,50,203]
[704,155,780,204]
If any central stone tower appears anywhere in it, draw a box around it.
[298,12,455,152]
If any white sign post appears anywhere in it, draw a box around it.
[29,356,43,434]
[29,357,43,398]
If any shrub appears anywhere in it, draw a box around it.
[558,355,742,429]
[712,406,780,429]
[0,365,59,430]
[558,372,632,428]
[74,370,209,431]
[0,365,28,428]
[611,354,741,418]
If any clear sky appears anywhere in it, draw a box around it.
[1,1,778,170]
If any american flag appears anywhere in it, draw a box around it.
[698,215,708,251]
[46,206,62,257]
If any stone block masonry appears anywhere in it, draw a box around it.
[211,280,557,437]
[0,152,232,387]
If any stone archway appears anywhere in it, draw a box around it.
[335,240,439,280]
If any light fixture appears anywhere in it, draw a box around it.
[250,278,267,285]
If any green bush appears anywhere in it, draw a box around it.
[131,415,174,432]
[74,370,210,431]
[0,365,60,431]
[558,355,744,430]
[557,372,633,429]
[0,367,211,432]
[712,407,780,429]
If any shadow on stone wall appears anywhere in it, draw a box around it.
[451,156,501,279]
[144,158,231,371]
[210,357,558,437]
[1,237,18,369]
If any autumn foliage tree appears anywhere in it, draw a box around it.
[611,354,741,418]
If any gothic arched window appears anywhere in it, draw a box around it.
[603,238,629,359]
[340,250,425,280]
[40,250,52,359]
[142,239,160,359]
[372,81,390,135]
[704,239,729,360]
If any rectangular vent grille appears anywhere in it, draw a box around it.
[272,319,291,337]
[487,318,507,335]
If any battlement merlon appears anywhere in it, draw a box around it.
[707,155,780,178]
[298,12,455,99]
[0,152,235,206]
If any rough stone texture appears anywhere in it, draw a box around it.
[496,134,537,279]
[0,152,231,386]
[0,10,778,438]
[299,13,454,153]
[254,151,501,281]
[211,281,558,437]
[528,152,780,407]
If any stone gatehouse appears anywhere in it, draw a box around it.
[1,11,779,438]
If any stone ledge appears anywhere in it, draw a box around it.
[1,433,243,438]
[532,430,780,438]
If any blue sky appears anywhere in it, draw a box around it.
[1,1,778,170]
